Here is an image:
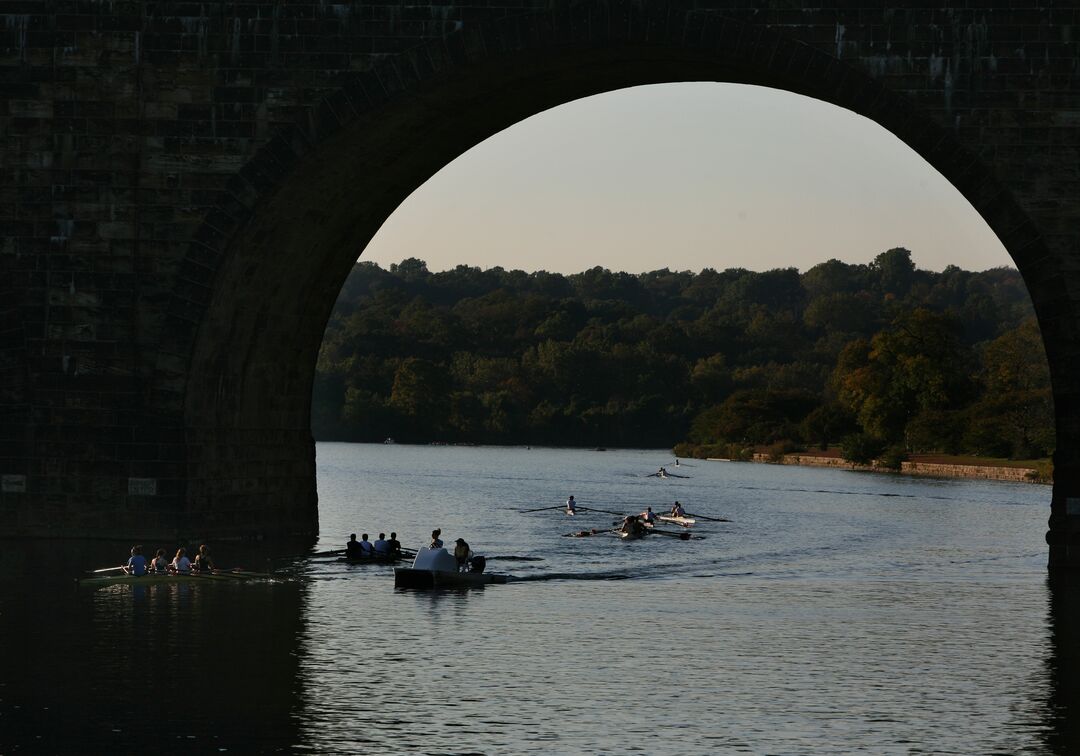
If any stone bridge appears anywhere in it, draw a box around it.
[2,2,1080,563]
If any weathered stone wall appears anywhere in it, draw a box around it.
[750,453,1042,484]
[1,2,1078,559]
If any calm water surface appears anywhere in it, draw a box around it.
[3,443,1078,754]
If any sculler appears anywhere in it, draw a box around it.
[388,532,402,555]
[373,533,389,554]
[670,501,686,518]
[620,516,647,539]
[566,495,577,514]
[640,507,657,525]
[358,533,375,555]
[149,549,170,574]
[345,533,363,559]
[123,545,147,576]
[430,529,444,549]
[172,547,191,574]
[193,544,215,573]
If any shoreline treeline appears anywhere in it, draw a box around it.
[313,250,1053,462]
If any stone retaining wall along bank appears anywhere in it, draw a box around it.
[749,454,1041,484]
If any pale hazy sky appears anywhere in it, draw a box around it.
[361,83,1013,275]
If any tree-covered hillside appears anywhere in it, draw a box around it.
[313,250,1053,460]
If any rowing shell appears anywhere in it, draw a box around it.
[618,529,648,541]
[658,515,696,527]
[76,571,273,588]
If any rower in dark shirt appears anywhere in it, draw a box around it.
[193,544,215,573]
[387,532,402,555]
[345,533,363,559]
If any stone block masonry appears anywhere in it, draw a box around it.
[1,2,1079,566]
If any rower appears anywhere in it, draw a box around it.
[640,507,656,524]
[658,467,667,478]
[193,544,215,573]
[123,545,147,576]
[359,533,375,555]
[373,533,389,554]
[345,533,363,559]
[620,516,646,537]
[387,532,402,555]
[670,501,686,517]
[566,495,577,514]
[430,529,444,549]
[149,548,169,574]
[171,547,191,574]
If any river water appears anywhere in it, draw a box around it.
[3,443,1079,754]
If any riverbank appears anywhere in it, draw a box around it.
[711,450,1051,484]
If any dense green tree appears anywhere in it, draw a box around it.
[312,257,1051,456]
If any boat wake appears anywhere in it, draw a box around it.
[487,555,545,562]
[508,571,631,582]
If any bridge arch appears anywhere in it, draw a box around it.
[4,3,1076,561]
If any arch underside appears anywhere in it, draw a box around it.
[8,4,1076,556]
[185,31,1067,542]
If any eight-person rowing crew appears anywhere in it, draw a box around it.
[123,544,215,576]
[345,532,403,558]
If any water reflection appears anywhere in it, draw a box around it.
[0,444,1073,753]
[1045,573,1080,754]
[0,539,310,753]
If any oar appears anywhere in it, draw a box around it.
[309,549,345,558]
[562,528,616,537]
[218,568,274,579]
[519,504,569,513]
[685,512,731,522]
[576,505,628,517]
[90,565,126,574]
[649,529,694,540]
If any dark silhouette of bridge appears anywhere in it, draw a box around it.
[2,2,1078,564]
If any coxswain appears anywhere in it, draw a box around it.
[149,548,170,574]
[359,533,375,555]
[373,533,389,554]
[123,545,147,575]
[388,532,402,555]
[171,547,191,574]
[345,533,363,558]
[193,544,215,573]
[454,538,471,571]
[640,507,657,525]
[430,529,444,549]
[566,495,577,514]
[670,501,686,517]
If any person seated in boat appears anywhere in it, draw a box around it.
[358,533,375,555]
[123,545,147,575]
[453,538,471,571]
[657,467,667,477]
[193,544,215,573]
[387,532,402,555]
[640,507,657,525]
[620,516,646,538]
[373,533,389,554]
[345,533,363,559]
[566,495,577,514]
[670,501,686,517]
[148,548,170,574]
[171,547,191,574]
[430,529,444,549]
